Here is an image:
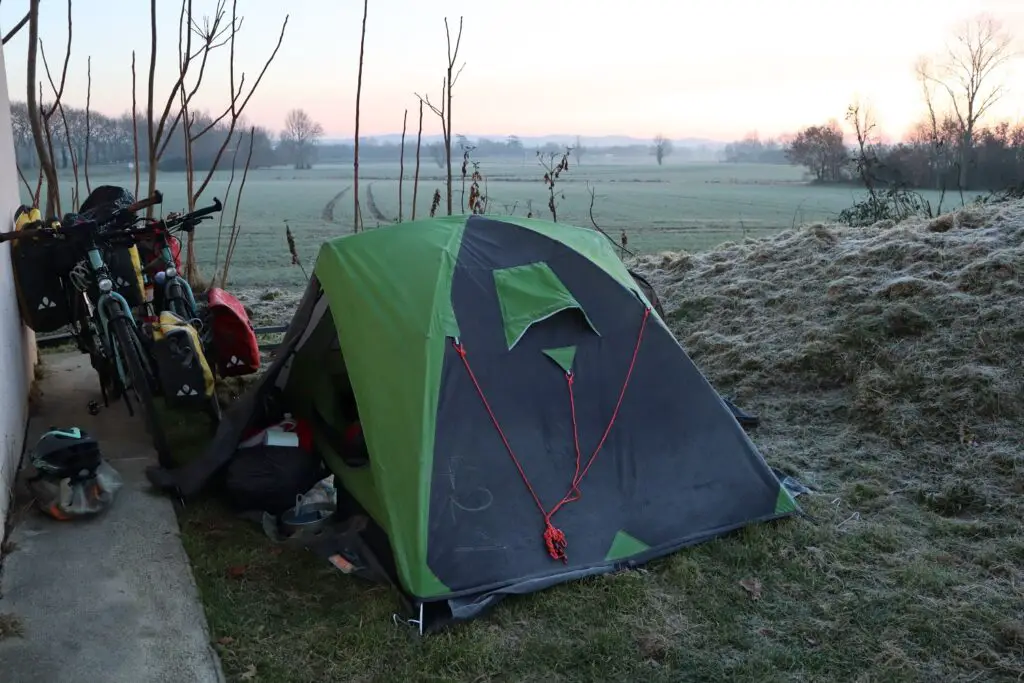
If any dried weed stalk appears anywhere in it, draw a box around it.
[538,147,573,222]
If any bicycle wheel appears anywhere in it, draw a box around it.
[109,315,173,466]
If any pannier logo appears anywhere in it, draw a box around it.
[176,384,199,397]
[228,355,248,368]
[37,297,57,310]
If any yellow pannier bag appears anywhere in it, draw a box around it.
[151,311,215,409]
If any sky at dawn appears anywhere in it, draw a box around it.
[0,0,1022,142]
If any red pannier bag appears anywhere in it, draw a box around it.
[139,231,182,271]
[206,287,261,377]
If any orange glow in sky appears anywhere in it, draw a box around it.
[1,0,1021,142]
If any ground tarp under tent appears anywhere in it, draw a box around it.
[148,214,799,629]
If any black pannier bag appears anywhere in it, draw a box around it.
[78,185,146,308]
[223,445,328,514]
[151,311,215,410]
[10,205,72,332]
[101,245,146,308]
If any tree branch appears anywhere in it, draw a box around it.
[213,131,243,281]
[354,0,368,232]
[40,38,80,210]
[219,127,255,288]
[412,98,423,221]
[40,0,71,120]
[587,181,632,256]
[190,8,288,204]
[26,0,60,216]
[1,11,29,45]
[84,55,91,194]
[132,49,140,199]
[398,108,407,222]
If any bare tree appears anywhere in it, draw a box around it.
[25,0,66,216]
[280,109,324,170]
[40,40,80,210]
[131,50,140,199]
[219,127,255,288]
[914,58,954,201]
[163,0,288,282]
[846,99,880,195]
[398,108,407,222]
[84,56,92,194]
[213,131,243,281]
[147,0,288,219]
[353,0,368,232]
[414,16,465,216]
[652,134,673,166]
[412,99,423,220]
[573,135,585,165]
[916,15,1014,189]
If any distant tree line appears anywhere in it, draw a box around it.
[9,101,280,173]
[721,134,789,164]
[726,15,1022,199]
[724,120,1024,193]
[12,100,719,175]
[317,135,707,167]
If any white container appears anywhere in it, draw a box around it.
[263,428,299,448]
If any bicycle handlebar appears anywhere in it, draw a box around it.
[125,190,163,214]
[0,190,164,245]
[0,223,50,243]
[162,197,223,231]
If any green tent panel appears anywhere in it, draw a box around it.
[542,346,577,374]
[605,530,651,561]
[163,213,799,629]
[493,262,598,349]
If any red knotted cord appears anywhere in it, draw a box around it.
[453,306,651,562]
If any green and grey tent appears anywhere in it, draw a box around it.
[149,214,798,629]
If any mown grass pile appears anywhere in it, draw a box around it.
[634,199,1022,509]
[180,201,1024,682]
[631,199,1024,676]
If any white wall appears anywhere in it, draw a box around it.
[0,42,35,553]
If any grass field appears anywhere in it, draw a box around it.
[29,159,949,294]
[168,198,1024,682]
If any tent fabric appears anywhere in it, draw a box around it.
[492,262,598,348]
[146,214,798,625]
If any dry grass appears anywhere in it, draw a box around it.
[180,200,1024,682]
[628,199,1024,676]
[633,199,1023,475]
[0,613,24,640]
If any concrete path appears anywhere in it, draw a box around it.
[0,352,224,683]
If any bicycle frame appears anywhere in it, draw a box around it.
[84,242,139,387]
[142,202,222,322]
[153,238,198,320]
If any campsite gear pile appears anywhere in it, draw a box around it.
[148,214,800,632]
[27,428,123,520]
[261,476,338,543]
[223,414,326,515]
[7,186,261,466]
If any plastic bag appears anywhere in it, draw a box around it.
[30,460,124,520]
[261,475,337,543]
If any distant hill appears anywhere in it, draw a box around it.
[321,134,726,149]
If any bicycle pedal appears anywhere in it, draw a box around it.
[87,400,100,416]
